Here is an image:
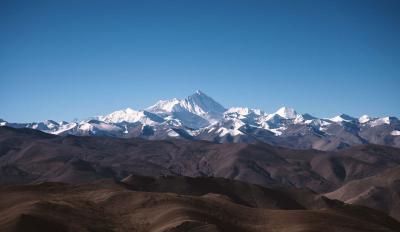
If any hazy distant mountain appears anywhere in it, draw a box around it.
[1,91,399,151]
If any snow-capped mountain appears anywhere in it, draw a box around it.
[98,108,164,125]
[1,90,399,151]
[274,107,298,119]
[146,90,226,128]
[329,114,357,123]
[358,115,371,124]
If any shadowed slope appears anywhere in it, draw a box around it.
[325,166,400,221]
[1,126,400,223]
[1,126,400,193]
[0,178,399,232]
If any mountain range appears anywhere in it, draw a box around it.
[2,90,399,151]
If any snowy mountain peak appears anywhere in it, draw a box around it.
[227,107,249,115]
[43,119,58,125]
[359,115,371,124]
[225,107,264,117]
[369,116,396,127]
[59,121,69,126]
[98,108,164,125]
[147,98,181,113]
[275,107,298,119]
[182,90,226,124]
[147,91,226,126]
[99,108,141,123]
[124,107,136,113]
[195,89,205,95]
[330,114,356,123]
[185,90,226,114]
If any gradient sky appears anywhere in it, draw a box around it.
[1,0,399,122]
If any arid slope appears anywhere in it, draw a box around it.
[1,177,399,232]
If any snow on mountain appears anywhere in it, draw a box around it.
[274,107,298,119]
[147,90,225,129]
[52,122,78,135]
[217,126,244,136]
[226,107,251,116]
[391,130,400,136]
[259,119,287,135]
[369,117,392,127]
[98,108,164,125]
[166,129,180,137]
[146,98,182,114]
[224,107,265,127]
[201,117,245,137]
[293,113,318,124]
[329,114,356,123]
[147,90,226,122]
[43,120,59,129]
[225,107,264,117]
[182,90,226,122]
[359,115,371,124]
[261,107,298,123]
[22,120,61,133]
[52,120,124,136]
[223,107,291,136]
[59,121,69,126]
[79,121,122,133]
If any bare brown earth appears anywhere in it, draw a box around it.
[325,166,400,221]
[1,126,399,191]
[1,177,400,232]
[1,126,400,226]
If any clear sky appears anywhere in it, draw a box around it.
[1,0,399,122]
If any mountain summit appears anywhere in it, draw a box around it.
[274,107,298,119]
[146,91,225,128]
[182,90,226,122]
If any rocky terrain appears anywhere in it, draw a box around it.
[1,176,400,232]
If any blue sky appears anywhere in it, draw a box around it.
[1,0,399,122]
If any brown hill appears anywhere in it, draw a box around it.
[1,177,399,232]
[1,126,399,193]
[1,126,400,223]
[325,166,400,221]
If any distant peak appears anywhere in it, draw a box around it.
[339,113,353,118]
[44,119,59,125]
[195,90,204,95]
[125,107,137,113]
[226,107,263,116]
[301,113,317,120]
[59,121,69,125]
[359,115,371,123]
[275,107,298,119]
[146,98,181,113]
[189,90,210,99]
[330,114,356,123]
